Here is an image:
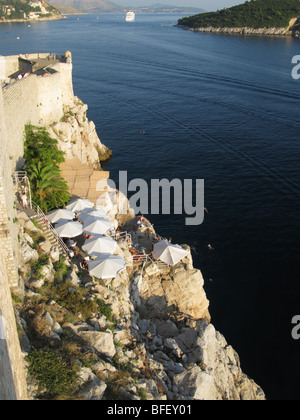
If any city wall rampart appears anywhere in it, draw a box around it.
[0,52,73,399]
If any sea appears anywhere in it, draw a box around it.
[0,13,299,400]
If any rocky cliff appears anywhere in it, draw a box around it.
[1,51,265,399]
[178,16,300,38]
[182,26,292,36]
[46,96,112,169]
[15,206,265,400]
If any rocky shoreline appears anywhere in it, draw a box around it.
[46,96,112,169]
[178,25,292,37]
[0,15,64,24]
[10,78,265,400]
[16,208,266,400]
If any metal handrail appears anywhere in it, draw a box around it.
[132,254,149,263]
[111,231,132,244]
[30,201,70,257]
[13,171,32,208]
[13,170,69,256]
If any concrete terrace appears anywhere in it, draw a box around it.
[1,52,72,87]
[60,158,110,204]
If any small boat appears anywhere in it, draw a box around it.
[126,10,135,22]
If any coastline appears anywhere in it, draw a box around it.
[177,25,293,37]
[0,50,266,400]
[0,15,64,24]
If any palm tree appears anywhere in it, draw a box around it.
[29,162,70,211]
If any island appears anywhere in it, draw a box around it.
[0,0,62,23]
[177,0,300,37]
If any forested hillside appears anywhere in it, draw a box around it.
[0,0,60,20]
[178,0,300,29]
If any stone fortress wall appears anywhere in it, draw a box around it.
[0,52,74,399]
[1,53,74,171]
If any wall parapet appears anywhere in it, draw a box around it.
[0,174,27,400]
[0,52,74,399]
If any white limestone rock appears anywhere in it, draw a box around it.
[78,330,116,358]
[78,367,107,400]
[21,242,39,263]
[174,364,220,400]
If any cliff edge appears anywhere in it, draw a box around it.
[16,210,265,400]
[0,51,266,400]
[47,96,112,169]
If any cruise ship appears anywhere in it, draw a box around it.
[126,11,135,22]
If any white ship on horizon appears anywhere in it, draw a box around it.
[126,11,135,22]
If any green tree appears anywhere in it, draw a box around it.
[24,124,65,168]
[24,124,69,212]
[29,162,69,211]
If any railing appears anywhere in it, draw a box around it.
[30,201,70,257]
[14,171,70,257]
[132,254,149,264]
[13,171,32,208]
[111,231,132,244]
[131,253,169,268]
[13,173,169,265]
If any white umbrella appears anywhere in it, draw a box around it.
[82,235,117,256]
[79,208,109,221]
[47,208,75,224]
[83,217,114,235]
[66,198,94,213]
[88,254,127,279]
[55,220,83,238]
[153,240,189,266]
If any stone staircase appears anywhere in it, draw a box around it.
[31,213,66,255]
[13,172,69,257]
[16,201,69,257]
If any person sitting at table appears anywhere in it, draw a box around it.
[81,259,89,270]
[137,215,146,228]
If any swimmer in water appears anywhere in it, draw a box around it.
[208,244,214,251]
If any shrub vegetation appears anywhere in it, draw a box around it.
[26,348,79,399]
[24,124,70,212]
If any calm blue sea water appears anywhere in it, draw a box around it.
[1,14,300,400]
